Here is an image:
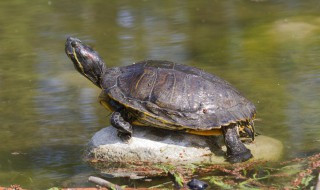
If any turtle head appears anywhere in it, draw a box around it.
[65,37,106,88]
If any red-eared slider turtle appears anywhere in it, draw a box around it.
[65,37,256,163]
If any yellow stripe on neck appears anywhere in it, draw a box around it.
[73,47,85,73]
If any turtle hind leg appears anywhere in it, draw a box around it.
[222,123,253,163]
[110,112,133,143]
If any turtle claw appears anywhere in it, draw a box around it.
[227,149,253,163]
[117,132,132,143]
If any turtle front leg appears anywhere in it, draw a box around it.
[110,112,133,143]
[222,123,253,163]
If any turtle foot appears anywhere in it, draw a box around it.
[226,149,253,163]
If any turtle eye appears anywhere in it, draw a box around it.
[71,41,79,48]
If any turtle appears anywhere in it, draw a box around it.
[65,37,256,163]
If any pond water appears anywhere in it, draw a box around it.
[0,0,319,189]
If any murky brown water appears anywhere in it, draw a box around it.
[0,0,319,189]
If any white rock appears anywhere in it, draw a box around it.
[84,126,283,177]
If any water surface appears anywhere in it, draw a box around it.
[0,0,319,189]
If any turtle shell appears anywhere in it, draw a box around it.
[99,60,256,131]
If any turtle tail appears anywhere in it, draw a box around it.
[238,120,255,141]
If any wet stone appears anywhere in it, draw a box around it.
[84,126,283,178]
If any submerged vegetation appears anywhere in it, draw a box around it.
[83,153,320,189]
[198,153,320,189]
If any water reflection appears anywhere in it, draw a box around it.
[35,78,98,125]
[286,59,320,156]
[36,78,69,125]
[116,5,189,65]
[78,88,99,124]
[117,8,135,28]
[142,7,188,62]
